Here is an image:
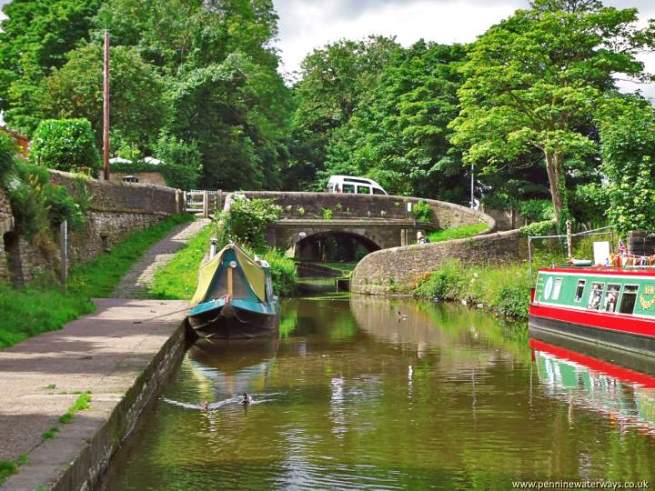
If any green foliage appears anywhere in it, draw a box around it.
[46,44,166,153]
[598,96,655,236]
[518,200,554,223]
[412,201,434,223]
[414,260,531,320]
[42,427,60,440]
[449,1,649,222]
[427,223,489,243]
[222,197,282,249]
[0,0,102,133]
[520,220,557,237]
[320,42,467,199]
[59,392,91,424]
[149,221,297,299]
[31,119,100,173]
[0,133,16,178]
[0,214,191,348]
[321,208,333,220]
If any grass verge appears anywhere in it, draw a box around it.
[0,454,27,486]
[414,260,532,321]
[0,214,192,349]
[149,221,298,300]
[427,223,489,243]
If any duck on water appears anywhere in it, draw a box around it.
[186,241,280,339]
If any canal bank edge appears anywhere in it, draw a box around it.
[351,229,527,295]
[0,300,190,491]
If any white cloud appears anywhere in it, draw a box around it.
[273,0,655,97]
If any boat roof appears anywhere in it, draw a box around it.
[539,266,655,277]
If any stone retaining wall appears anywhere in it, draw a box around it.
[1,171,184,284]
[351,229,527,295]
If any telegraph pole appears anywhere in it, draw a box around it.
[103,30,110,181]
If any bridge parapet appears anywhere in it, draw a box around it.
[239,191,495,231]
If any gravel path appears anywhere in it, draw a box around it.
[113,218,210,298]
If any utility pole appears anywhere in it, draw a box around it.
[103,30,110,181]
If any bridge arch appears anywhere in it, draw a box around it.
[294,230,381,262]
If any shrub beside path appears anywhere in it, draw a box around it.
[113,218,210,298]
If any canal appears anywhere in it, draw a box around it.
[103,296,655,489]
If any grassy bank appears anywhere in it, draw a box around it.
[427,223,489,243]
[414,260,532,321]
[149,221,298,300]
[0,214,192,348]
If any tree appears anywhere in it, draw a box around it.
[449,0,650,224]
[0,0,102,133]
[46,43,166,153]
[322,41,466,199]
[598,96,655,236]
[287,36,401,189]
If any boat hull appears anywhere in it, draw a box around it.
[188,302,279,339]
[529,313,655,356]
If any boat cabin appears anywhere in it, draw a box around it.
[533,268,655,318]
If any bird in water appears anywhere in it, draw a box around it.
[396,310,408,321]
[200,400,209,411]
[240,392,253,405]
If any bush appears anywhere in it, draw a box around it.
[260,249,297,297]
[0,133,16,178]
[520,220,556,237]
[31,119,100,174]
[412,200,434,223]
[222,197,282,249]
[518,199,554,222]
[414,261,465,300]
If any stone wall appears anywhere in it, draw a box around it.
[0,187,14,283]
[351,229,527,295]
[1,171,184,285]
[239,191,495,231]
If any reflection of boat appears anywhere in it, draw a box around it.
[187,243,280,339]
[529,267,655,354]
[189,337,279,374]
[531,338,655,433]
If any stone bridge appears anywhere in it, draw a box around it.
[230,192,496,260]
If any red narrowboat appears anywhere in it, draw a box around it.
[529,267,655,355]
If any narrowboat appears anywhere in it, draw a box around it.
[529,266,655,355]
[187,243,280,339]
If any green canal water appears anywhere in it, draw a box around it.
[103,297,655,490]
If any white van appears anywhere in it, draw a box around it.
[326,175,388,195]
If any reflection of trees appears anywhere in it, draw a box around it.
[111,298,655,489]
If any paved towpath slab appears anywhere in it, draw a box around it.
[0,299,188,490]
[113,218,210,298]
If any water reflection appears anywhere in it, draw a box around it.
[103,298,655,490]
[531,338,655,436]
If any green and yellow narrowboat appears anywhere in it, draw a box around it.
[187,243,280,339]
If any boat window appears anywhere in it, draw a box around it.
[574,280,586,302]
[342,184,355,193]
[587,282,604,310]
[552,278,563,300]
[603,284,620,313]
[357,185,371,194]
[619,285,639,314]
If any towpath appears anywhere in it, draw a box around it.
[113,218,210,298]
[0,299,189,490]
[0,218,210,490]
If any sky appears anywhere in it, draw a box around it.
[272,0,655,97]
[1,0,654,97]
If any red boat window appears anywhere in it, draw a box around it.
[619,285,639,314]
[603,284,620,312]
[587,282,604,310]
[574,280,586,302]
